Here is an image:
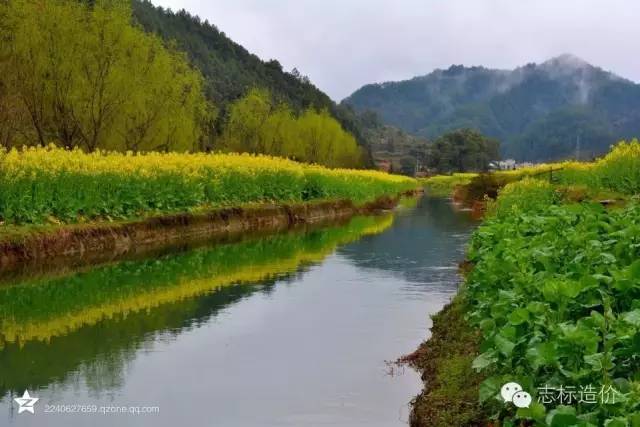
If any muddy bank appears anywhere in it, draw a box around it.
[0,193,414,274]
[403,295,486,427]
[450,174,507,219]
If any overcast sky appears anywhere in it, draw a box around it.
[153,0,640,101]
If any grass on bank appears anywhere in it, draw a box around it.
[422,173,478,197]
[423,138,640,202]
[408,296,486,427]
[413,140,640,427]
[0,145,417,226]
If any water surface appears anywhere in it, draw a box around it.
[0,197,474,426]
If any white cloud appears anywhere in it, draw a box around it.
[152,0,640,100]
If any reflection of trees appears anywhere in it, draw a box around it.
[339,197,476,285]
[0,214,392,397]
[0,283,272,398]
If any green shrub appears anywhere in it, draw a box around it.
[487,178,558,218]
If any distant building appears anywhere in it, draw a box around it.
[490,159,516,170]
[376,159,392,172]
[490,159,538,170]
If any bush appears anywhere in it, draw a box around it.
[423,173,478,197]
[487,178,558,218]
[591,139,640,194]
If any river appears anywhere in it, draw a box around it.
[0,196,475,427]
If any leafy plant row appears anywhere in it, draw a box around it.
[466,178,640,426]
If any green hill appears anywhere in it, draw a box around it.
[344,54,640,161]
[132,1,370,157]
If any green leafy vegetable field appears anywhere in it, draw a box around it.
[466,182,640,425]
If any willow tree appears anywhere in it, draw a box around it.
[0,0,212,151]
[220,88,273,154]
[220,88,363,168]
[294,109,363,167]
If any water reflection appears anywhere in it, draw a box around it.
[340,197,475,292]
[0,282,272,398]
[0,215,393,395]
[0,197,475,427]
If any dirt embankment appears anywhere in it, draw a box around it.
[451,174,508,219]
[402,294,487,427]
[0,193,416,274]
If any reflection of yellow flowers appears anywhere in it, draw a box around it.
[0,145,417,224]
[1,215,393,345]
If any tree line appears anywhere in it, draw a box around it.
[0,0,210,152]
[0,0,364,168]
[352,108,499,175]
[426,128,500,174]
[131,0,372,164]
[220,89,363,167]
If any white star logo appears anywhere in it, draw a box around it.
[14,390,39,414]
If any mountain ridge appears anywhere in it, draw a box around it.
[343,55,640,161]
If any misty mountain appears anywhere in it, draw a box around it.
[344,54,640,161]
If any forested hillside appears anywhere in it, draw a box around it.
[0,0,368,168]
[344,55,640,161]
[352,110,429,175]
[131,0,370,157]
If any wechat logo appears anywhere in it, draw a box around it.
[501,382,532,408]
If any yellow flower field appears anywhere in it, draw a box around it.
[0,145,417,224]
